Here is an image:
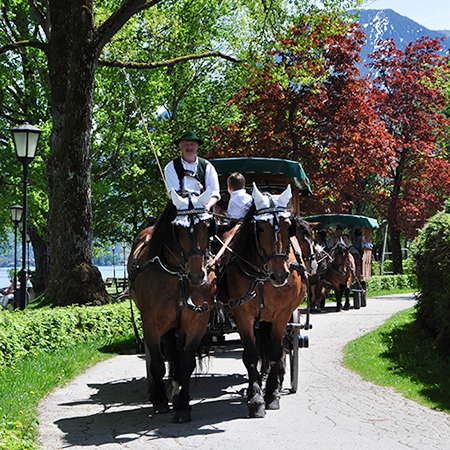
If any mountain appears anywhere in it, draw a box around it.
[350,9,450,74]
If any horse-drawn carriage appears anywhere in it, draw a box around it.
[128,157,313,422]
[303,213,379,311]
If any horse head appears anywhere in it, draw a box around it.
[251,183,293,287]
[170,187,214,286]
[331,242,350,272]
[294,217,318,275]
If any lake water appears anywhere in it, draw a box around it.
[0,265,127,289]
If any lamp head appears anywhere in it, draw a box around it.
[11,122,42,163]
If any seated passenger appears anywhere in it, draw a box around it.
[328,224,350,248]
[226,172,252,221]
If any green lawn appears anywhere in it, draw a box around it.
[343,306,450,412]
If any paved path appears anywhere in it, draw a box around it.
[37,294,450,449]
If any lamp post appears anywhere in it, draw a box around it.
[26,234,31,274]
[122,240,127,290]
[11,122,42,310]
[10,205,23,309]
[111,243,116,292]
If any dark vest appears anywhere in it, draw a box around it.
[173,156,208,192]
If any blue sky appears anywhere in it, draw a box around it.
[360,0,450,30]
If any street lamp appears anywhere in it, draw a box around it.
[122,240,127,290]
[111,243,116,292]
[11,122,42,310]
[26,234,31,274]
[10,204,23,309]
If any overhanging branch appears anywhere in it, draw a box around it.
[0,40,48,56]
[98,51,242,69]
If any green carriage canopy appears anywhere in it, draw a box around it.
[210,157,312,196]
[304,214,379,230]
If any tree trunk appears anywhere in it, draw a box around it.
[45,4,109,305]
[389,226,403,274]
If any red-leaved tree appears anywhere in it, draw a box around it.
[208,13,394,214]
[368,37,450,273]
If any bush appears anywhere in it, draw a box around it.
[410,206,450,356]
[0,301,141,369]
[366,274,417,293]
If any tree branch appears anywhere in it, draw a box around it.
[94,0,162,52]
[0,39,48,56]
[99,51,242,69]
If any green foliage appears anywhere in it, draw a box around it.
[366,274,417,295]
[410,210,450,356]
[0,301,140,369]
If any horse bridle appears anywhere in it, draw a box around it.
[171,199,212,267]
[252,197,292,272]
[129,203,213,314]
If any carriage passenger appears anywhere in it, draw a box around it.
[226,172,252,222]
[328,224,350,248]
[164,130,220,211]
[352,228,363,254]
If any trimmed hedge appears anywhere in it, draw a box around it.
[0,301,141,369]
[410,206,450,357]
[366,274,417,293]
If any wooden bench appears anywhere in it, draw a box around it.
[104,277,116,288]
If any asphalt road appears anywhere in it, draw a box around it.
[37,294,450,449]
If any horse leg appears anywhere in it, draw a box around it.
[264,354,284,410]
[263,323,285,410]
[343,285,351,310]
[171,334,202,424]
[335,286,342,312]
[240,333,265,418]
[146,341,170,414]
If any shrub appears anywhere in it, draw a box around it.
[366,274,416,293]
[410,206,450,356]
[0,301,141,369]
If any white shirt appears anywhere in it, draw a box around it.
[164,157,221,200]
[227,189,252,219]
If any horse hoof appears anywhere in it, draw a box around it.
[248,404,266,418]
[266,398,280,410]
[153,400,170,415]
[343,304,349,310]
[173,409,192,423]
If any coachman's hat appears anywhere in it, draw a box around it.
[174,130,204,146]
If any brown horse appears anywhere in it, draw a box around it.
[128,188,216,423]
[218,184,308,418]
[323,242,355,311]
[293,217,329,312]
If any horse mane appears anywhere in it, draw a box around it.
[148,200,177,259]
[229,202,257,260]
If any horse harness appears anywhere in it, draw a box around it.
[221,197,308,328]
[129,206,213,315]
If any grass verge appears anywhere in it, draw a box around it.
[343,306,450,412]
[0,342,120,450]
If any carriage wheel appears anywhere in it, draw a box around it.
[287,309,300,393]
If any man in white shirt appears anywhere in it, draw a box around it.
[164,131,220,211]
[226,172,252,220]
